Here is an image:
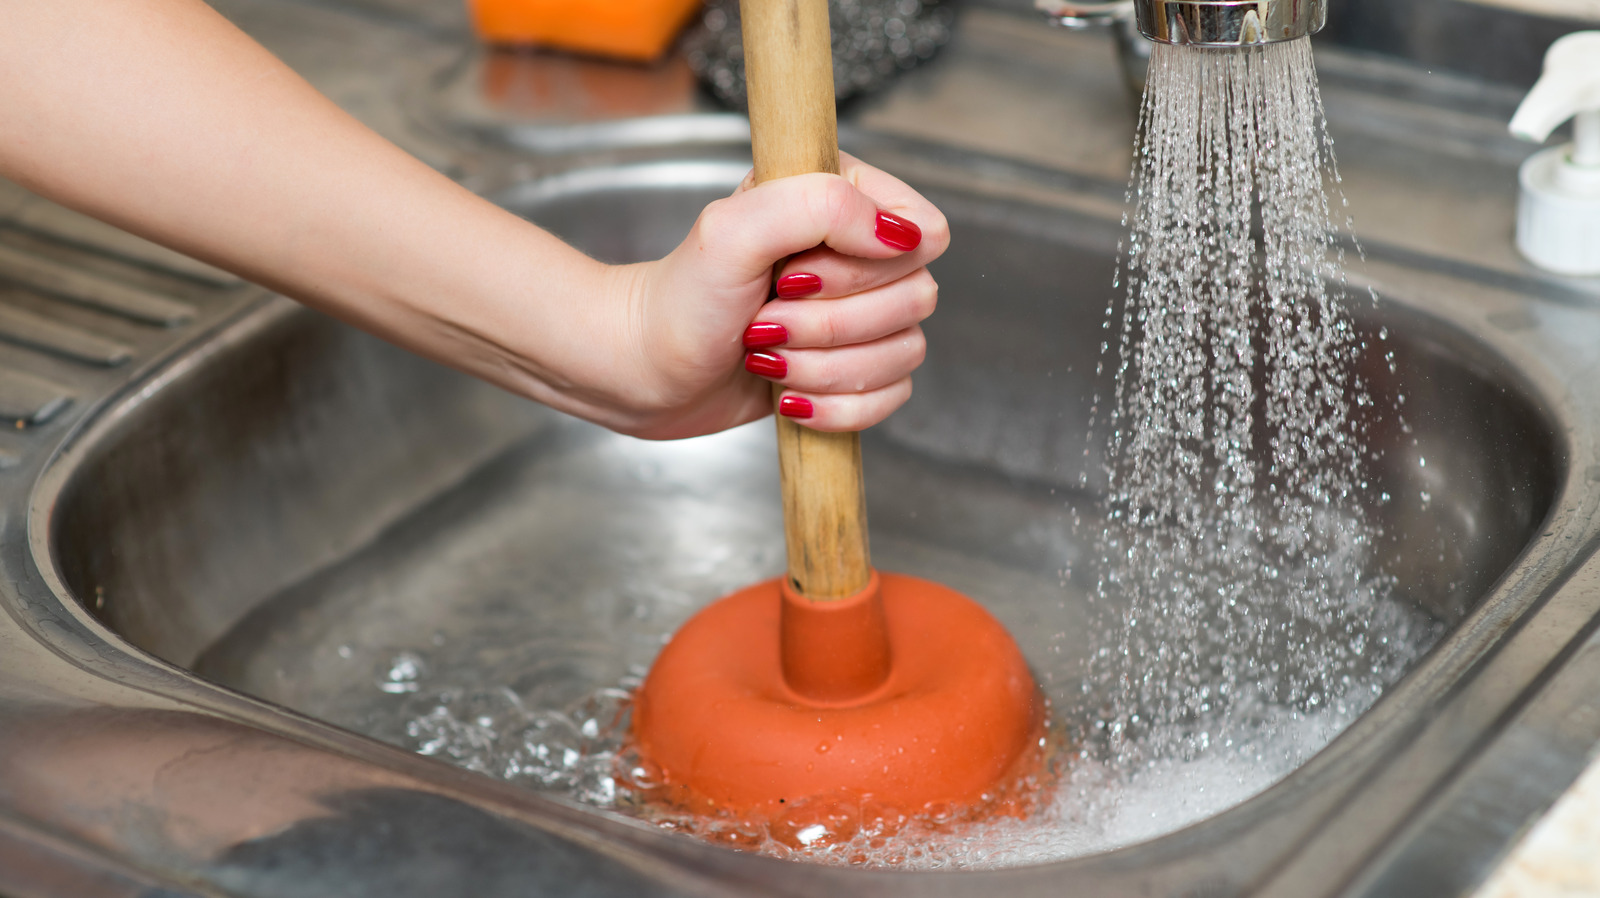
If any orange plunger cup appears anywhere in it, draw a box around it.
[630,0,1044,819]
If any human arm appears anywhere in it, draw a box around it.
[0,0,946,439]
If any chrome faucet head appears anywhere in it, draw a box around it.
[1138,0,1326,46]
[1039,0,1326,46]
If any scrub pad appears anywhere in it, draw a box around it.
[470,0,703,62]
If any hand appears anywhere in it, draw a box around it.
[0,0,945,444]
[606,153,948,440]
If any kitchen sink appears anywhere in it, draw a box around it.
[5,143,1599,895]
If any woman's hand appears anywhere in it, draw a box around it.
[601,154,948,440]
[0,1,945,443]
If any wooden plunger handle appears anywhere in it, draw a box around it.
[740,0,872,600]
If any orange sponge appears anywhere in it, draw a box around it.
[469,0,704,62]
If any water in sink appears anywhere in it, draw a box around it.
[192,416,1433,867]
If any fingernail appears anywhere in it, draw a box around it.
[742,322,789,348]
[875,210,922,252]
[779,395,814,419]
[745,351,787,379]
[776,272,823,298]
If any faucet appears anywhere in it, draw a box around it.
[1037,0,1327,46]
[1038,0,1327,98]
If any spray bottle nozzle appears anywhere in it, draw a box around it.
[1510,31,1600,275]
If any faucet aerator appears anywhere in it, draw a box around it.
[1038,0,1327,47]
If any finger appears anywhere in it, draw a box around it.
[730,154,946,258]
[774,244,930,301]
[839,152,949,260]
[770,156,949,297]
[693,173,931,282]
[774,378,915,432]
[742,326,926,395]
[745,269,937,349]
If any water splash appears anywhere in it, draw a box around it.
[371,646,1377,867]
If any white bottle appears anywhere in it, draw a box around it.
[1510,31,1600,277]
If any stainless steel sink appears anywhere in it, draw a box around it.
[4,139,1599,895]
[5,4,1600,895]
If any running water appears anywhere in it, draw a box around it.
[1084,39,1424,768]
[225,38,1437,870]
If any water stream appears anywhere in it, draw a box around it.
[1085,39,1417,771]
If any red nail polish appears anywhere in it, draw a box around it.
[776,272,823,298]
[779,395,814,419]
[742,322,788,348]
[875,210,922,252]
[745,351,787,379]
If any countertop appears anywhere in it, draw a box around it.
[1477,751,1600,897]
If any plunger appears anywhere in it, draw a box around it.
[630,0,1044,818]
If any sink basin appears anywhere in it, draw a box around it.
[9,150,1596,896]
